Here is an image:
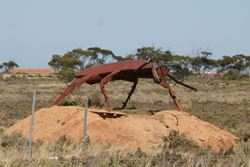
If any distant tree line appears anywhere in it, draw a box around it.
[0,61,19,73]
[48,47,250,82]
[48,47,131,82]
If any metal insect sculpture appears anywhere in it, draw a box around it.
[53,59,197,112]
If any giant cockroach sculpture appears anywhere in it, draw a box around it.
[53,59,197,112]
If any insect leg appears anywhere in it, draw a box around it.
[120,79,138,109]
[52,75,93,106]
[100,70,120,111]
[159,80,184,112]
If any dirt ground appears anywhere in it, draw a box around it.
[1,76,250,137]
[5,106,237,152]
[0,76,250,166]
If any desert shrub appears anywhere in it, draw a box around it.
[56,135,72,146]
[10,74,17,79]
[0,133,28,151]
[47,135,73,155]
[119,148,149,167]
[61,95,83,106]
[88,91,104,108]
[62,100,78,106]
[9,158,69,167]
[97,154,119,167]
[150,150,184,167]
[223,69,241,80]
[97,148,149,167]
[58,68,75,82]
[162,131,198,151]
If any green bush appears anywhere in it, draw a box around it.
[58,68,75,82]
[223,69,241,80]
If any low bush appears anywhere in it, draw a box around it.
[223,69,241,80]
[162,131,198,151]
[58,68,75,82]
[0,133,27,151]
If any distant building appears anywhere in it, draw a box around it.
[200,71,215,77]
[200,71,225,77]
[9,68,56,75]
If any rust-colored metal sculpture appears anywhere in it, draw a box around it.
[53,59,197,111]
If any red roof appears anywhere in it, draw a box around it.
[9,68,55,75]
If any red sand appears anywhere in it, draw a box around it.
[5,106,237,152]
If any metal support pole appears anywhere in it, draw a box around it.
[28,90,36,158]
[82,100,88,145]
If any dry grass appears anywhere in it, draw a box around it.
[0,132,249,167]
[0,76,250,166]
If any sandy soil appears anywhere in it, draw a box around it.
[5,106,237,152]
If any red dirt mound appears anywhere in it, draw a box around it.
[5,106,237,152]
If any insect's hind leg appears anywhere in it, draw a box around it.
[100,70,121,111]
[52,75,93,106]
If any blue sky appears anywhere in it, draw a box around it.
[1,0,250,67]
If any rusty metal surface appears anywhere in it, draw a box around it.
[53,59,197,112]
